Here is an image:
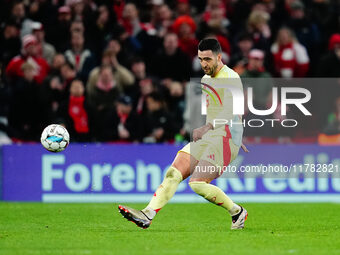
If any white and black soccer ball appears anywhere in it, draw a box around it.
[41,124,70,152]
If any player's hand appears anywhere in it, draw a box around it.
[241,143,249,153]
[193,123,213,142]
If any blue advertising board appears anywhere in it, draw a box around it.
[1,144,340,202]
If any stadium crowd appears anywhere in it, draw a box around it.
[0,0,340,144]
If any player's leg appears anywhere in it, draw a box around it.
[118,151,198,228]
[141,152,197,217]
[188,139,248,229]
[189,159,241,215]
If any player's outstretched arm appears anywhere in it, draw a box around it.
[193,123,213,142]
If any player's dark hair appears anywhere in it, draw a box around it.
[198,38,222,54]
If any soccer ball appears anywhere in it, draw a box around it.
[41,124,70,152]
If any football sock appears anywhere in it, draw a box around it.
[229,203,242,216]
[141,206,156,219]
[189,181,241,216]
[142,166,183,219]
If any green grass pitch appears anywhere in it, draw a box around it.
[0,202,340,255]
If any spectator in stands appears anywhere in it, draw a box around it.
[166,81,185,128]
[197,5,229,40]
[57,79,91,142]
[88,4,116,57]
[50,54,66,76]
[120,3,145,37]
[228,0,253,35]
[310,0,337,44]
[247,10,271,51]
[50,6,72,52]
[112,0,125,22]
[39,75,64,123]
[230,33,254,75]
[0,21,21,69]
[32,22,56,65]
[136,78,157,115]
[64,31,96,82]
[71,0,85,19]
[10,1,26,27]
[150,33,191,82]
[118,2,162,61]
[143,92,177,143]
[286,1,320,55]
[25,0,57,27]
[87,49,134,94]
[8,62,39,140]
[172,15,198,59]
[125,57,147,105]
[112,95,142,142]
[87,65,120,111]
[176,0,191,17]
[136,78,156,115]
[10,1,33,38]
[241,49,273,109]
[69,0,95,24]
[6,34,49,84]
[131,57,147,82]
[271,27,309,78]
[87,65,123,141]
[60,61,76,88]
[105,38,131,67]
[318,34,340,77]
[151,3,173,38]
[202,0,227,24]
[70,20,85,38]
[39,62,76,126]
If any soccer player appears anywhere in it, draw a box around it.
[118,38,248,230]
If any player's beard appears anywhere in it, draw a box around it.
[204,62,218,76]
